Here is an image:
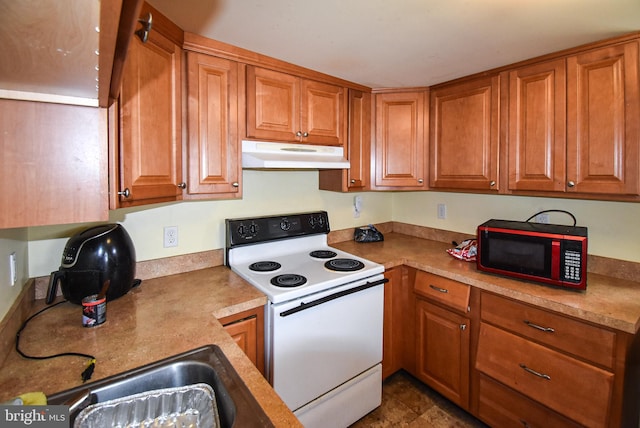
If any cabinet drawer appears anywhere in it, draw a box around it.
[414,271,470,313]
[478,374,581,428]
[481,292,615,368]
[476,323,613,427]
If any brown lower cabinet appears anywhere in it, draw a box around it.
[219,307,265,376]
[382,267,640,428]
[413,271,472,409]
[477,373,581,428]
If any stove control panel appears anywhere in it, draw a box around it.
[226,211,330,246]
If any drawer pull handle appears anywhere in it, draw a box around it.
[429,285,448,293]
[524,320,555,333]
[519,363,551,380]
[520,420,531,428]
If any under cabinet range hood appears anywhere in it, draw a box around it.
[241,140,350,169]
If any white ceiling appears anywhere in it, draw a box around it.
[148,0,640,88]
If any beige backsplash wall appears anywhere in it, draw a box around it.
[26,170,393,277]
[2,170,639,321]
[392,191,640,263]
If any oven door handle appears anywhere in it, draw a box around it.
[279,278,388,317]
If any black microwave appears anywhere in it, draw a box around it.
[476,219,588,290]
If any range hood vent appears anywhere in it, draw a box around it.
[242,140,350,169]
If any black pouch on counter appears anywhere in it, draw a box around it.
[354,225,384,243]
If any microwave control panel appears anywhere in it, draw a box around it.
[562,249,583,282]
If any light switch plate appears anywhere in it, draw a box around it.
[9,252,17,286]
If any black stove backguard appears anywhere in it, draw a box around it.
[225,211,331,265]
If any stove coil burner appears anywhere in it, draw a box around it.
[309,250,338,259]
[249,261,282,272]
[270,274,307,288]
[324,258,365,272]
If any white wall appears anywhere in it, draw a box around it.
[393,191,640,263]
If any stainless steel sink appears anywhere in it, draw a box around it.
[47,345,274,427]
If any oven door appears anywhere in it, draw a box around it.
[267,275,385,413]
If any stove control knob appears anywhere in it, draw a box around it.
[237,224,246,237]
[249,223,258,235]
[280,219,291,231]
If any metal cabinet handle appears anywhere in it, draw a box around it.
[296,131,302,137]
[524,320,555,333]
[232,182,239,188]
[350,179,356,184]
[429,284,448,293]
[177,182,186,189]
[519,363,551,380]
[460,324,467,331]
[118,188,131,198]
[567,180,576,188]
[490,180,496,187]
[135,13,153,43]
[303,132,309,137]
[520,420,531,428]
[418,179,424,184]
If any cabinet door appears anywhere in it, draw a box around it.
[224,317,258,367]
[374,91,428,189]
[0,100,108,228]
[185,52,241,198]
[220,308,265,375]
[567,41,640,195]
[246,66,300,142]
[301,79,345,145]
[415,299,470,409]
[119,25,182,205]
[382,267,404,379]
[430,75,499,191]
[319,89,371,191]
[508,59,567,192]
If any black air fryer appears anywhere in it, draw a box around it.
[46,224,138,305]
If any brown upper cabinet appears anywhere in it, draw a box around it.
[184,52,243,199]
[430,75,500,192]
[372,90,428,190]
[246,66,346,146]
[507,59,567,192]
[319,89,372,191]
[507,41,640,197]
[566,41,639,196]
[113,5,245,208]
[115,4,184,208]
[0,100,108,228]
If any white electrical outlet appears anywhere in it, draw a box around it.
[9,252,17,287]
[164,226,178,247]
[437,203,447,219]
[354,195,363,218]
[535,213,550,223]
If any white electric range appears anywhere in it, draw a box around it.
[225,211,385,428]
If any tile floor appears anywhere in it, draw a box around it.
[350,371,489,427]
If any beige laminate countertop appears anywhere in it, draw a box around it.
[1,232,639,427]
[0,267,302,427]
[333,233,640,335]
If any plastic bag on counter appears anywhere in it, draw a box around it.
[446,239,477,262]
[354,225,384,243]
